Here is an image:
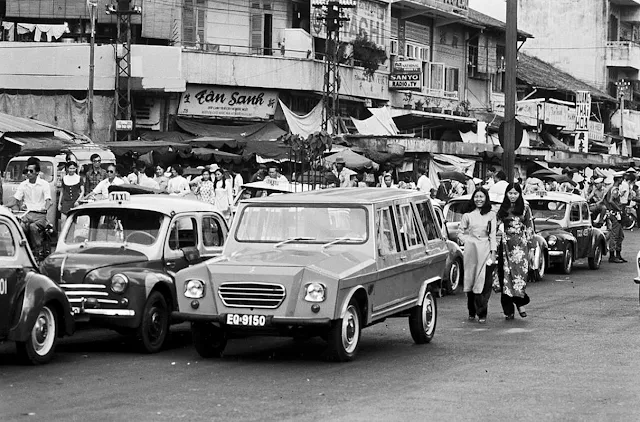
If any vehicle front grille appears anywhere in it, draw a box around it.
[218,282,286,309]
[60,284,118,306]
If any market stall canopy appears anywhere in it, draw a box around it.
[242,138,292,161]
[188,136,239,149]
[7,134,86,155]
[176,118,286,142]
[438,171,469,184]
[325,148,378,171]
[179,147,243,163]
[140,130,195,143]
[106,140,192,156]
[351,107,399,136]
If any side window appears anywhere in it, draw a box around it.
[203,216,225,247]
[377,207,400,256]
[581,203,590,222]
[570,204,580,222]
[397,204,423,249]
[0,223,16,257]
[168,217,198,250]
[415,201,441,241]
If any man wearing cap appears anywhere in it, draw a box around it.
[602,172,626,263]
[332,157,350,188]
[250,164,267,182]
[587,177,606,225]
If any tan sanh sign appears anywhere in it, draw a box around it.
[179,85,279,119]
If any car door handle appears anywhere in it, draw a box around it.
[400,255,407,261]
[166,261,176,269]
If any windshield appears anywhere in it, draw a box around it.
[529,200,567,221]
[64,209,165,246]
[4,161,54,183]
[235,205,368,243]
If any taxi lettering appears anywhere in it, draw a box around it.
[0,278,6,295]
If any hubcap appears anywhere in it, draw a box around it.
[422,293,435,335]
[450,263,460,290]
[539,255,545,278]
[566,250,573,270]
[342,305,359,354]
[148,306,165,341]
[32,307,55,356]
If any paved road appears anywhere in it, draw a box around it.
[2,233,640,421]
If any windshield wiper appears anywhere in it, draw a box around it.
[273,236,316,248]
[322,236,364,250]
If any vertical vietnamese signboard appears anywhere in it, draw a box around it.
[575,91,591,152]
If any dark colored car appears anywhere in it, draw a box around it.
[0,206,74,364]
[41,192,228,353]
[525,192,607,273]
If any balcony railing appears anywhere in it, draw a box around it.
[606,41,640,70]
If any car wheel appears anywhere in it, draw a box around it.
[562,247,573,275]
[138,291,170,354]
[16,304,58,365]
[326,298,361,362]
[534,252,546,281]
[448,259,463,294]
[409,288,437,344]
[191,322,227,358]
[588,243,603,270]
[623,214,637,230]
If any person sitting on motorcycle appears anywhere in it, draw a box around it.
[587,177,606,226]
[4,157,52,260]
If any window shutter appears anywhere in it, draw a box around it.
[250,12,263,54]
[488,39,499,74]
[183,0,195,44]
[477,34,488,74]
[142,0,179,40]
[196,4,206,45]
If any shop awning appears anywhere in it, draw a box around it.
[188,137,240,149]
[175,118,286,141]
[546,155,612,168]
[106,140,192,156]
[7,135,82,155]
[542,133,571,151]
[140,131,195,143]
[325,148,377,171]
[179,147,243,164]
[391,108,477,124]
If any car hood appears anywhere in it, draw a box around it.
[216,248,375,279]
[534,220,563,233]
[42,246,149,284]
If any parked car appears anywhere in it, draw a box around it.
[525,191,607,273]
[40,192,228,353]
[443,193,549,281]
[432,202,463,294]
[173,188,448,362]
[0,206,74,364]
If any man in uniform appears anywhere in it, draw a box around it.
[587,177,606,225]
[603,172,626,263]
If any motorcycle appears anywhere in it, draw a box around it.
[623,204,637,231]
[12,210,54,264]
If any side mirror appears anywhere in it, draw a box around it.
[181,246,200,264]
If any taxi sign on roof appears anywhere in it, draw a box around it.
[109,191,130,202]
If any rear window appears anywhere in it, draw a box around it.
[4,160,54,183]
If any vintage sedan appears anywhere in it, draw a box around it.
[0,206,74,364]
[525,192,607,273]
[174,188,448,362]
[443,193,549,281]
[41,192,228,353]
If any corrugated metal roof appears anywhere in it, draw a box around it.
[0,112,55,134]
[467,9,533,39]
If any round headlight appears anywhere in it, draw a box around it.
[111,273,129,294]
[184,279,205,299]
[304,282,326,303]
[547,235,557,246]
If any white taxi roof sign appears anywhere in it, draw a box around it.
[109,191,130,202]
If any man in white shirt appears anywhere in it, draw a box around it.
[489,170,509,196]
[416,167,433,193]
[332,157,350,187]
[484,166,496,189]
[381,173,397,188]
[89,164,125,199]
[5,157,52,259]
[265,165,289,184]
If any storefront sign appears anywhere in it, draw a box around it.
[575,91,591,131]
[419,0,469,16]
[516,100,542,127]
[588,120,605,142]
[311,0,388,47]
[178,85,278,119]
[389,60,422,90]
[544,102,570,127]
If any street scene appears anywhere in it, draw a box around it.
[2,0,640,420]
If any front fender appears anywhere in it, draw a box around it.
[8,271,74,342]
[591,228,608,256]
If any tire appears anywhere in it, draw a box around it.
[533,252,546,281]
[447,259,463,294]
[16,305,58,365]
[409,288,437,344]
[326,299,362,362]
[588,243,603,270]
[138,291,170,354]
[562,246,573,275]
[191,322,227,358]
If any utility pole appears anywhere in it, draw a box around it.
[313,0,355,133]
[87,0,97,141]
[503,0,518,182]
[106,0,141,141]
[616,79,630,143]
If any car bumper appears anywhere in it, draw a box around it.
[548,250,564,262]
[72,307,135,317]
[172,311,331,327]
[634,278,640,285]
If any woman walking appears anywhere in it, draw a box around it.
[58,161,84,225]
[212,167,233,217]
[457,187,497,324]
[195,168,216,205]
[496,183,533,320]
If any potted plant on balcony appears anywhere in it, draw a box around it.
[432,97,443,114]
[351,34,388,77]
[414,100,425,111]
[454,100,471,117]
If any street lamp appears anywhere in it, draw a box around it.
[616,79,631,141]
[87,0,97,141]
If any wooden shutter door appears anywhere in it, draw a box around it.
[183,0,195,45]
[250,2,263,54]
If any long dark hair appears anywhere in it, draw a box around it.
[497,183,525,219]
[467,187,492,215]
